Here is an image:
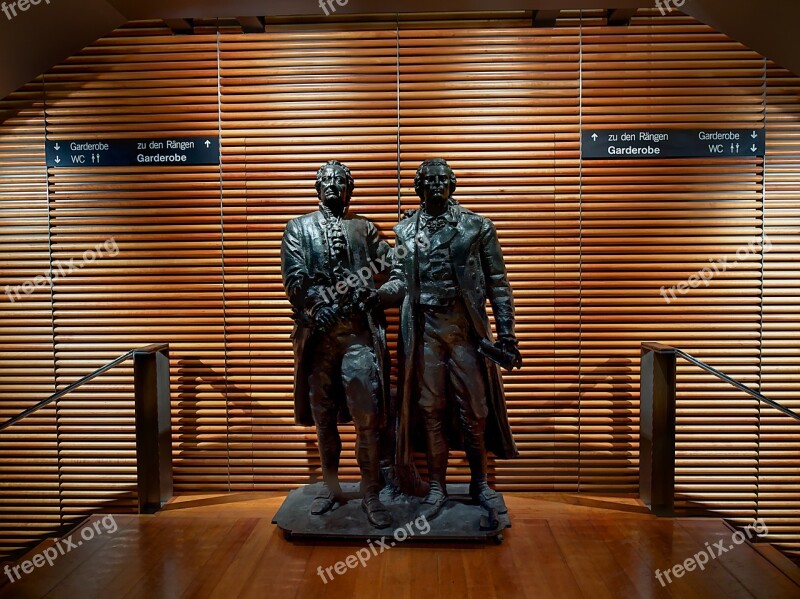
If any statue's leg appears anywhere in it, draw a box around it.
[449,337,489,486]
[308,336,343,514]
[419,328,449,488]
[447,307,505,513]
[341,337,381,495]
[341,333,392,528]
[418,307,451,519]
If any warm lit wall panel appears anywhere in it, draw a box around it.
[0,85,59,556]
[219,26,400,489]
[398,21,582,490]
[582,12,766,503]
[42,26,227,511]
[762,64,800,559]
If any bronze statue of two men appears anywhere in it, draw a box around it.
[281,159,522,530]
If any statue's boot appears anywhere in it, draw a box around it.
[362,492,392,528]
[380,464,402,500]
[355,426,392,528]
[462,418,506,514]
[311,427,342,516]
[419,480,448,521]
[310,481,342,515]
[469,479,507,515]
[420,417,449,521]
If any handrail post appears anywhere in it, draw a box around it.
[640,342,677,516]
[133,344,173,514]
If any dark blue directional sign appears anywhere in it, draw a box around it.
[45,137,220,168]
[581,129,765,159]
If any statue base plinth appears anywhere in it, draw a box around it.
[272,482,510,543]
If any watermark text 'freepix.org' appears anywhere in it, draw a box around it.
[1,0,52,22]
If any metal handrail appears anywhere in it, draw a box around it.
[0,350,133,432]
[0,343,172,515]
[640,342,799,516]
[675,348,800,423]
[0,343,168,432]
[642,342,800,423]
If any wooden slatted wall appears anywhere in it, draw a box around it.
[397,19,582,489]
[42,21,226,520]
[1,11,799,560]
[582,12,767,513]
[219,25,400,489]
[764,64,800,559]
[0,86,59,555]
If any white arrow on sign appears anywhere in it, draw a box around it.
[54,143,60,151]
[205,140,211,148]
[54,156,60,164]
[751,144,758,152]
[751,131,758,139]
[591,133,598,141]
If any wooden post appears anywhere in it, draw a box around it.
[133,344,173,514]
[640,342,677,516]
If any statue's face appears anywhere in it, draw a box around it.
[420,164,452,208]
[317,164,350,213]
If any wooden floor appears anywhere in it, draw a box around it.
[1,492,799,599]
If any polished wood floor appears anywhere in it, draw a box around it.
[1,492,799,599]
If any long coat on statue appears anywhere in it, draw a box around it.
[281,210,392,427]
[381,202,519,472]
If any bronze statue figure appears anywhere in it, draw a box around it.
[281,160,393,528]
[380,158,522,521]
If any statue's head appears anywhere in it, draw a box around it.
[414,158,457,211]
[316,160,354,215]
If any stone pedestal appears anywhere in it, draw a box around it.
[272,482,510,543]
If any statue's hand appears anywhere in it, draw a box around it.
[314,306,338,330]
[496,338,523,370]
[355,287,381,311]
